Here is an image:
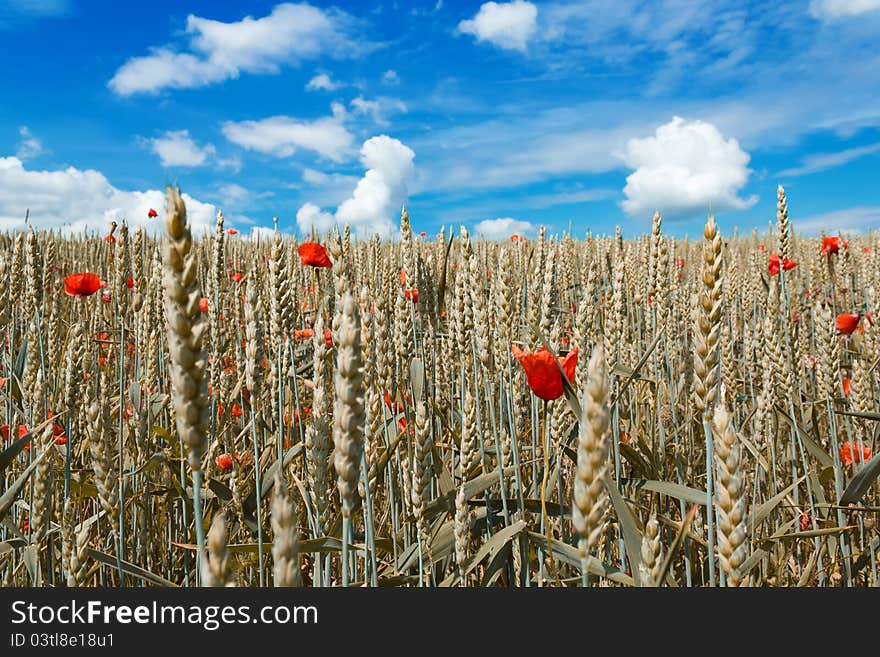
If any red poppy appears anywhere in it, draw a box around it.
[102,290,111,303]
[324,328,332,347]
[297,242,333,268]
[864,247,873,254]
[227,228,238,235]
[510,234,520,242]
[837,313,861,335]
[842,378,852,396]
[768,254,781,276]
[784,258,797,271]
[64,272,103,297]
[822,236,847,255]
[215,454,234,471]
[126,276,134,290]
[22,519,29,532]
[231,403,243,418]
[675,257,686,268]
[199,297,209,313]
[799,512,811,532]
[104,234,116,243]
[511,345,579,401]
[757,244,766,251]
[294,328,315,340]
[1,424,28,442]
[384,390,404,413]
[148,208,158,218]
[0,377,5,388]
[404,288,419,303]
[231,272,244,282]
[839,441,871,466]
[419,231,427,237]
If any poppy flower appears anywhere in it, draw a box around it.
[676,257,686,268]
[757,244,766,251]
[297,242,333,268]
[126,276,134,290]
[799,512,811,532]
[324,328,333,347]
[783,258,797,271]
[1,424,28,442]
[768,254,781,276]
[199,297,209,313]
[511,345,579,401]
[231,403,243,418]
[0,377,5,388]
[294,328,315,340]
[227,228,238,235]
[404,288,419,303]
[231,272,244,282]
[64,272,103,297]
[837,313,861,335]
[842,377,852,396]
[839,441,872,467]
[419,231,427,237]
[510,234,520,242]
[384,390,404,413]
[215,454,234,471]
[147,208,158,218]
[864,247,873,254]
[104,234,116,243]
[822,236,847,255]
[102,290,111,303]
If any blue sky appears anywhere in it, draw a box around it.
[2,0,880,239]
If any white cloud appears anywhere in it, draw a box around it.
[458,1,538,52]
[297,135,415,237]
[249,226,278,241]
[792,206,880,234]
[474,217,536,239]
[306,72,341,91]
[620,116,756,218]
[382,69,400,85]
[222,103,353,162]
[296,202,336,233]
[0,156,216,234]
[15,126,46,160]
[778,142,880,177]
[334,135,415,237]
[147,129,215,167]
[350,95,407,126]
[809,0,880,21]
[216,183,250,203]
[109,3,369,95]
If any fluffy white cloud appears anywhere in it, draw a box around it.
[297,135,415,237]
[296,202,336,234]
[620,116,756,218]
[109,3,367,95]
[147,129,215,167]
[0,156,216,234]
[306,72,341,91]
[382,69,400,85]
[809,0,880,20]
[474,217,536,239]
[458,1,538,52]
[15,126,45,160]
[222,103,353,162]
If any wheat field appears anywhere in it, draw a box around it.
[1,184,877,588]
